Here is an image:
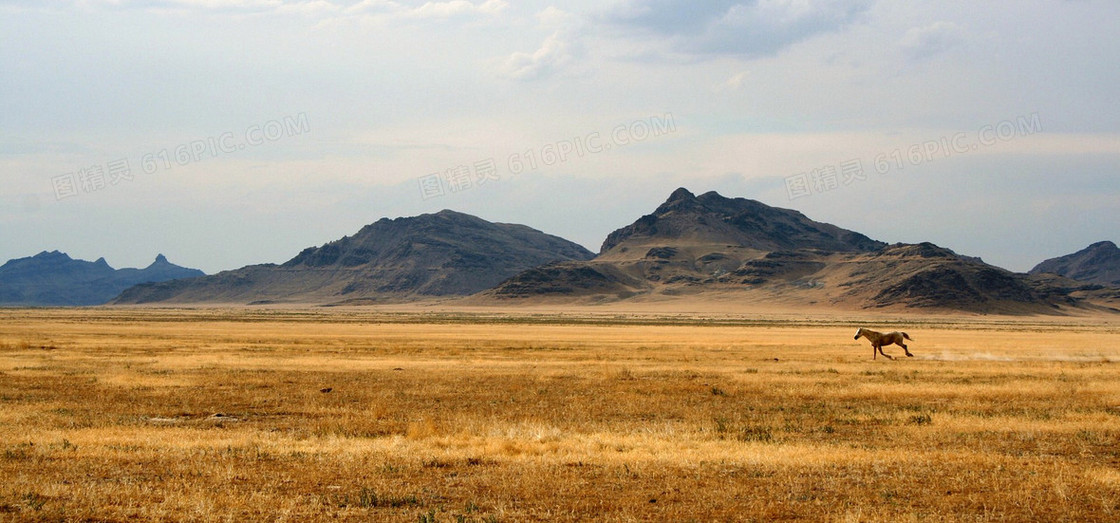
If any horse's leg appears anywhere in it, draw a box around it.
[900,342,913,357]
[878,344,893,360]
[872,343,876,360]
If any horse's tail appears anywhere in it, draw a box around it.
[902,332,912,341]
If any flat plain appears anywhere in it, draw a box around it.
[2,308,1120,521]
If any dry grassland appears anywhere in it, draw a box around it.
[1,308,1120,521]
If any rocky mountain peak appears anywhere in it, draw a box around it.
[114,211,595,305]
[0,251,203,306]
[1030,240,1120,287]
[600,188,885,254]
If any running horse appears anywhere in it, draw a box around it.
[854,328,914,360]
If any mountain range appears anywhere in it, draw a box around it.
[113,210,594,305]
[484,189,1115,314]
[0,251,203,306]
[7,188,1118,314]
[1030,241,1120,288]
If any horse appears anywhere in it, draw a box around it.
[854,328,913,360]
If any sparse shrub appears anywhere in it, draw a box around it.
[392,494,420,508]
[907,413,933,426]
[3,449,28,461]
[339,488,419,509]
[713,417,732,439]
[382,463,402,474]
[737,426,774,443]
[1076,430,1103,444]
[713,417,775,443]
[357,488,379,508]
[424,458,454,469]
[49,439,77,451]
[22,492,46,511]
[3,442,33,461]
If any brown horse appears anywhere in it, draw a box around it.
[854,328,913,360]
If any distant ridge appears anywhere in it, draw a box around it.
[92,190,1120,313]
[600,188,885,254]
[485,188,1114,314]
[113,210,594,305]
[1030,241,1120,288]
[0,251,203,306]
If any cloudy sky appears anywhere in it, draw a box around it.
[1,0,1117,274]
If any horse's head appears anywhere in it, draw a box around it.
[853,328,863,340]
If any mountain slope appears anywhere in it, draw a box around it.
[1029,241,1120,288]
[829,243,1050,313]
[113,210,594,305]
[0,251,204,306]
[487,188,1098,314]
[600,188,884,255]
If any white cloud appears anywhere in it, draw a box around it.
[899,21,966,62]
[500,31,573,81]
[403,0,506,20]
[341,0,396,16]
[276,0,338,16]
[78,0,288,13]
[161,0,281,8]
[536,5,577,28]
[39,0,507,20]
[601,0,872,59]
[316,0,507,28]
[716,70,750,92]
[497,6,587,81]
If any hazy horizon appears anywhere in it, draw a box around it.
[2,1,1117,274]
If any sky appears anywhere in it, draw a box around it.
[1,0,1117,274]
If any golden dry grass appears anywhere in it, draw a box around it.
[1,308,1120,521]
